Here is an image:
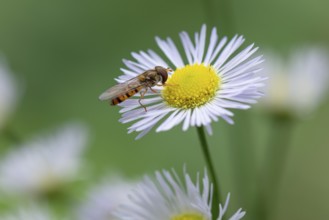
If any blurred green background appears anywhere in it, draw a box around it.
[0,0,329,219]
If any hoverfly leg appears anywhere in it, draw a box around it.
[139,88,148,112]
[150,87,158,93]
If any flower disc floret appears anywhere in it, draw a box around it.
[162,64,220,109]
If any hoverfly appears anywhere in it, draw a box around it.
[99,66,172,111]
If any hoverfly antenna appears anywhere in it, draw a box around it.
[167,67,173,72]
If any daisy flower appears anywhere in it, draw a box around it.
[101,25,265,139]
[262,47,329,117]
[0,59,17,130]
[0,123,88,197]
[114,168,245,220]
[76,176,137,220]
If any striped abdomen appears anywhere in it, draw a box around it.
[111,86,143,105]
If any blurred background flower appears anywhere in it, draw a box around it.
[261,47,329,118]
[251,47,329,220]
[0,204,55,220]
[76,175,137,220]
[0,123,88,198]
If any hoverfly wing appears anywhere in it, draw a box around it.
[99,82,128,101]
[99,76,144,105]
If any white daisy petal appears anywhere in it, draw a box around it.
[139,51,163,67]
[208,36,228,65]
[135,119,161,140]
[129,114,165,132]
[213,35,245,70]
[216,98,251,110]
[219,44,258,73]
[222,56,264,81]
[229,209,246,220]
[204,27,219,65]
[195,107,204,127]
[179,32,194,64]
[119,103,166,123]
[156,109,184,132]
[220,114,235,125]
[131,52,156,69]
[119,97,162,109]
[182,109,192,131]
[203,105,220,122]
[200,107,212,126]
[190,108,198,127]
[198,107,211,127]
[210,100,234,116]
[196,24,207,63]
[205,124,213,135]
[166,37,185,67]
[221,76,264,89]
[194,32,200,63]
[147,49,168,67]
[118,68,138,80]
[123,59,146,73]
[218,193,230,220]
[156,37,184,68]
[126,107,173,127]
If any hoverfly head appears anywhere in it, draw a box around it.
[155,66,170,84]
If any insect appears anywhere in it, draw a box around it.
[99,66,172,111]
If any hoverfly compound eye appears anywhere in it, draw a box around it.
[155,66,168,84]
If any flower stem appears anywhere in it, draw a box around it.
[196,126,221,219]
[253,114,296,220]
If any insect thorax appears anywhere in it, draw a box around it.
[142,70,162,87]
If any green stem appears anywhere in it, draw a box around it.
[253,114,296,220]
[196,126,221,219]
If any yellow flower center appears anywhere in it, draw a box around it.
[162,64,220,109]
[171,213,208,220]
